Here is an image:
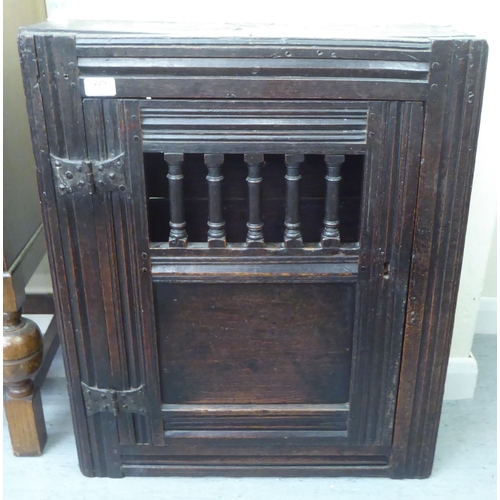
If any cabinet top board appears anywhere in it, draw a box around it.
[19,20,481,44]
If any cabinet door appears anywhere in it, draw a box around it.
[78,98,424,475]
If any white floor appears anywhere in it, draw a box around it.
[3,332,496,500]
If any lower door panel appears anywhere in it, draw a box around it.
[155,282,355,407]
[153,281,354,450]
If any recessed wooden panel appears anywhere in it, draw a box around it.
[154,283,355,405]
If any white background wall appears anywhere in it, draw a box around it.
[38,0,498,396]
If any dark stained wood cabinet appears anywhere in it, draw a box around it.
[18,22,487,478]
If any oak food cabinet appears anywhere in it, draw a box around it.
[19,22,487,478]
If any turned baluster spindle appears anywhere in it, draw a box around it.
[205,154,226,247]
[244,153,265,247]
[284,154,304,248]
[321,154,344,247]
[164,153,188,247]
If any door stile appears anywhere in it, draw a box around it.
[348,101,423,446]
[122,101,165,447]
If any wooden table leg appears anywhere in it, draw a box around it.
[3,266,47,456]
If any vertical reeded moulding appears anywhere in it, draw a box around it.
[244,153,265,247]
[164,153,188,247]
[284,154,304,248]
[321,154,344,247]
[205,153,226,247]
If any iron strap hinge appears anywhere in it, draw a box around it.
[50,153,127,195]
[81,382,148,417]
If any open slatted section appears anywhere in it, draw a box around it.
[145,153,364,252]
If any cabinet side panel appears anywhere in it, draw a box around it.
[30,33,122,477]
[391,39,488,479]
[18,31,94,478]
[18,32,98,476]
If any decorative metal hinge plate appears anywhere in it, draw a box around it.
[93,153,127,192]
[82,382,148,417]
[51,153,127,194]
[51,155,93,195]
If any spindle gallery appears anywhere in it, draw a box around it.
[18,21,487,478]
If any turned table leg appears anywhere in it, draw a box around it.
[3,266,47,456]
